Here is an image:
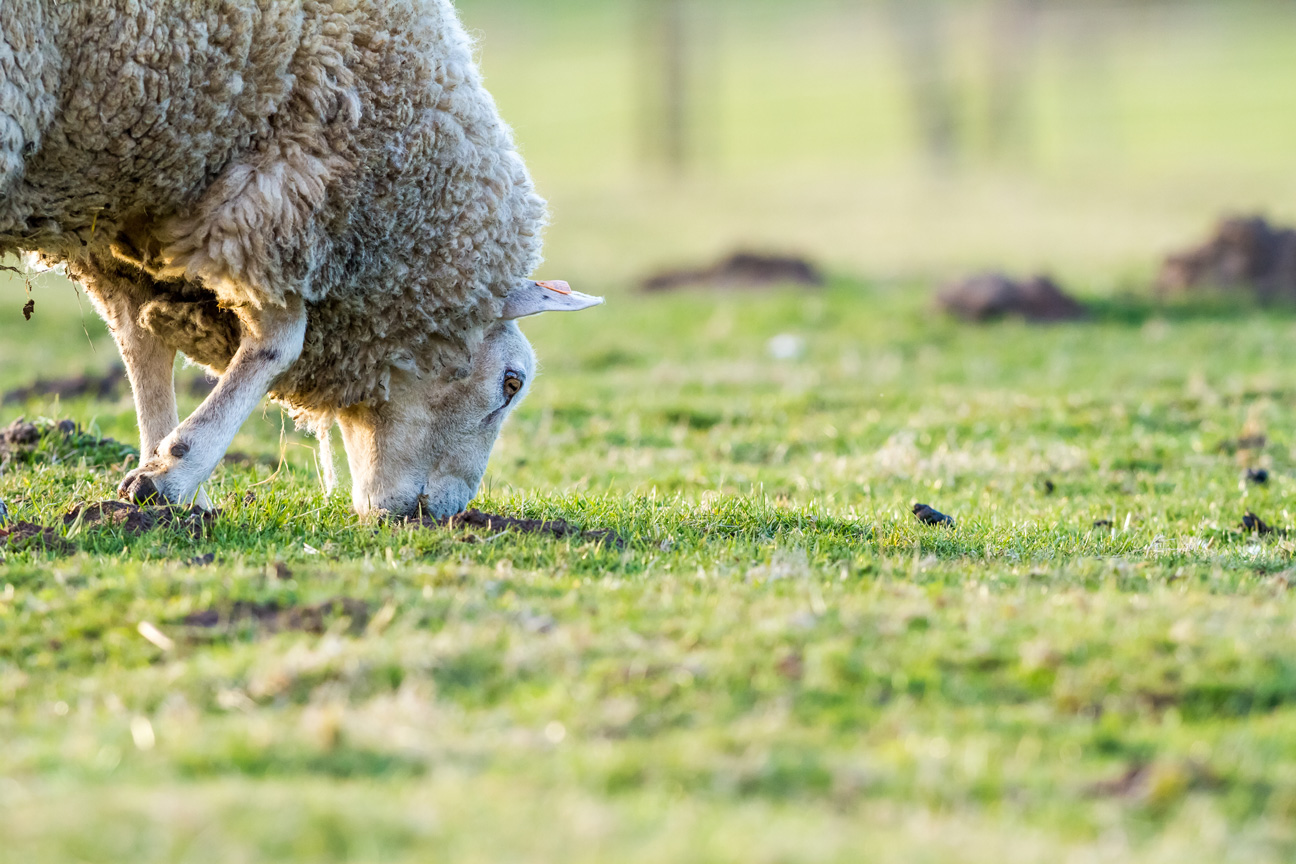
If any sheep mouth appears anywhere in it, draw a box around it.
[380,499,467,523]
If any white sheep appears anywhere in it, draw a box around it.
[0,0,601,517]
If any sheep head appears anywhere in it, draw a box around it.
[335,280,603,518]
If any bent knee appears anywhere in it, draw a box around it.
[239,299,307,374]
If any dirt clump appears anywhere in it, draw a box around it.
[411,508,624,548]
[1158,215,1296,300]
[641,251,825,293]
[0,520,73,554]
[1241,511,1276,535]
[938,272,1086,322]
[0,418,135,468]
[180,597,370,635]
[63,501,215,539]
[912,503,955,527]
[0,419,44,451]
[2,366,127,405]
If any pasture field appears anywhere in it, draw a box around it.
[7,1,1296,861]
[3,274,1296,862]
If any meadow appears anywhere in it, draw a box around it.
[5,1,1296,861]
[4,273,1296,862]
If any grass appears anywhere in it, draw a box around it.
[4,271,1296,862]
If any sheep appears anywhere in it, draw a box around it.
[0,0,602,517]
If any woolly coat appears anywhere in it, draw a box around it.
[0,0,546,419]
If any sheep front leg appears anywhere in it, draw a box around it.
[117,296,307,507]
[108,305,215,510]
[79,260,211,511]
[125,334,181,463]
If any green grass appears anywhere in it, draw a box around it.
[5,271,1296,862]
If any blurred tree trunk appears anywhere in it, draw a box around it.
[888,0,961,171]
[636,0,695,173]
[985,0,1042,162]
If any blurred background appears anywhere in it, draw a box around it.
[454,0,1296,287]
[10,0,1296,313]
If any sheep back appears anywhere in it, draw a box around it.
[2,0,547,417]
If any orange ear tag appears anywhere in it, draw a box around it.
[537,280,572,295]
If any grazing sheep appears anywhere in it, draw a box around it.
[0,0,601,517]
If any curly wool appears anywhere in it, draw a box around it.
[0,0,546,420]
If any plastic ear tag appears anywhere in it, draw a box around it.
[537,280,572,295]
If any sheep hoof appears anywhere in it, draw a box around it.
[118,467,168,506]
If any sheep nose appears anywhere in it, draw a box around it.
[417,476,474,519]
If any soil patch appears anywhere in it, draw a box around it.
[0,521,73,554]
[1158,215,1296,300]
[63,501,215,539]
[0,500,212,555]
[912,503,955,527]
[938,273,1086,322]
[411,508,625,548]
[0,418,136,468]
[180,597,370,635]
[2,366,126,405]
[641,251,825,292]
[1241,511,1278,536]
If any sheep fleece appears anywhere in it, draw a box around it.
[0,0,547,419]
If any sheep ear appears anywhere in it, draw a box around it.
[501,281,604,320]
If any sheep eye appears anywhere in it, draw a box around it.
[502,371,524,400]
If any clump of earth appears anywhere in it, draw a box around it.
[410,508,625,548]
[0,417,136,468]
[1158,214,1296,301]
[937,272,1086,322]
[641,251,824,292]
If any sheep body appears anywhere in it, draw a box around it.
[1,0,546,420]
